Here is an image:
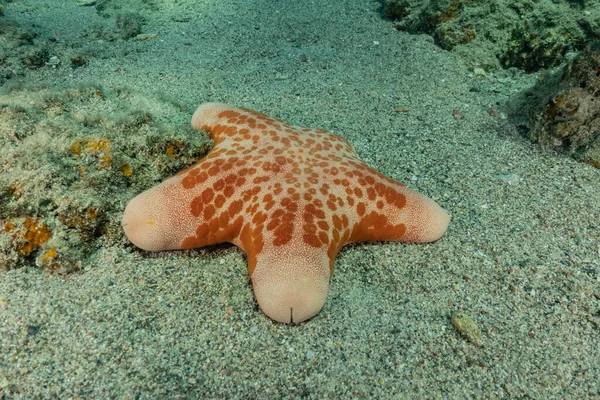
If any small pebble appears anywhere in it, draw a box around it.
[451,311,483,347]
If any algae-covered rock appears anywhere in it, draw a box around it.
[530,42,600,168]
[0,18,39,83]
[0,85,210,272]
[384,0,598,72]
[387,0,478,50]
[501,25,573,72]
[383,0,416,20]
[506,41,600,168]
[116,11,144,39]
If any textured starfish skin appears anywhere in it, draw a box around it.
[122,103,450,323]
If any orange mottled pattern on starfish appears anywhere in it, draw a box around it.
[178,108,410,274]
[122,102,450,323]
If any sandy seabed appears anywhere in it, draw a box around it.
[1,0,598,398]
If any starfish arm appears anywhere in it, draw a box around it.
[244,236,331,324]
[306,157,450,246]
[122,165,245,251]
[347,171,450,244]
[122,176,194,251]
[191,103,291,146]
[392,185,450,243]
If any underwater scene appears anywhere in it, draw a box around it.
[1,0,599,398]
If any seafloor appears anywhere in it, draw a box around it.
[1,0,599,398]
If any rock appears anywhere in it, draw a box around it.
[383,0,599,72]
[530,42,600,168]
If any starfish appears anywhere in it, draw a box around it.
[122,103,450,323]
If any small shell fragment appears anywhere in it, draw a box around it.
[451,311,482,347]
[136,33,157,41]
[45,56,60,67]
